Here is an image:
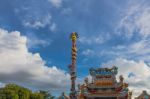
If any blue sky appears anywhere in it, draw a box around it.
[0,0,150,97]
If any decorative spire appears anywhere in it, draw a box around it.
[69,32,79,99]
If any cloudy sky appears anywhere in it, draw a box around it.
[0,0,150,97]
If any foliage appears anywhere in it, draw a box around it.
[39,90,55,99]
[0,84,55,99]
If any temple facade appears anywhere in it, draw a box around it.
[77,66,132,99]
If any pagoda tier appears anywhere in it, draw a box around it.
[77,66,132,99]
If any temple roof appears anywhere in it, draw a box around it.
[90,66,118,77]
[77,67,131,99]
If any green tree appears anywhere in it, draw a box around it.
[0,83,55,99]
[39,90,55,99]
[30,92,44,99]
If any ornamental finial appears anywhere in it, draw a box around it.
[70,32,79,41]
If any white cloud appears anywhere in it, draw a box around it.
[79,33,110,45]
[0,28,70,92]
[129,39,150,55]
[23,13,58,32]
[135,6,150,38]
[27,34,52,49]
[48,0,63,8]
[61,8,72,15]
[50,23,57,32]
[27,38,51,49]
[109,39,150,62]
[82,49,94,56]
[23,14,52,29]
[117,1,150,38]
[102,58,150,98]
